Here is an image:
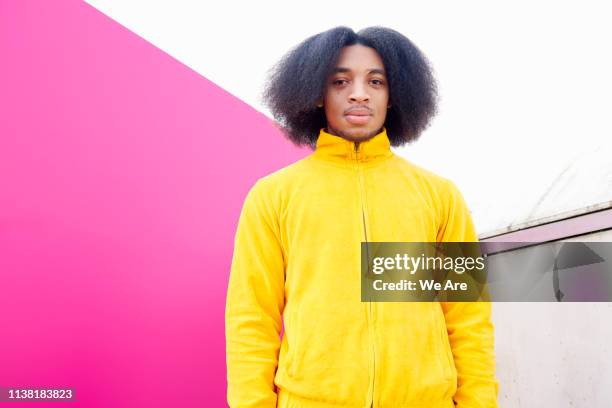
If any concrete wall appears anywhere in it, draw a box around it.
[494,229,612,407]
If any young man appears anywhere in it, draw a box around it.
[226,26,498,407]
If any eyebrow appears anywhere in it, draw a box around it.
[333,67,386,75]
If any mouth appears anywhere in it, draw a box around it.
[344,109,372,125]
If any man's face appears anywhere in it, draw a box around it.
[323,44,389,142]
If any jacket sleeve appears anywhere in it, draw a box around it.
[436,179,499,408]
[225,180,285,407]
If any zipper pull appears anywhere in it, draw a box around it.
[354,141,361,161]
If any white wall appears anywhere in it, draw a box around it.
[494,229,612,407]
[494,302,612,407]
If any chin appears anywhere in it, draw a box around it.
[344,127,381,140]
[327,121,383,141]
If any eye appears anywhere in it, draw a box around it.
[370,79,385,86]
[332,79,349,86]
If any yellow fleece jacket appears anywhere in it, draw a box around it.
[226,128,498,408]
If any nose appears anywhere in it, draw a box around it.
[349,82,370,103]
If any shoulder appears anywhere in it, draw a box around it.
[242,156,314,212]
[391,157,476,240]
[392,155,461,200]
[249,157,311,195]
[258,156,311,186]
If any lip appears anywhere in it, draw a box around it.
[344,109,372,125]
[344,108,372,116]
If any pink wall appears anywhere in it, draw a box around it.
[0,1,306,406]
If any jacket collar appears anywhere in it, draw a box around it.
[313,127,394,165]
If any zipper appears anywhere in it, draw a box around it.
[353,142,376,408]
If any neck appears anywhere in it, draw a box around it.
[324,126,383,145]
[313,127,393,165]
